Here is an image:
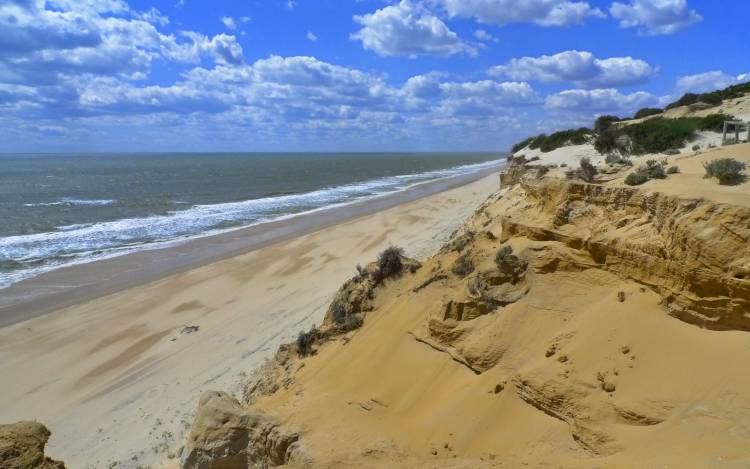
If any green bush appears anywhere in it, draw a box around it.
[703,158,747,185]
[667,165,680,174]
[634,108,663,119]
[515,128,593,154]
[511,136,536,153]
[621,118,697,154]
[665,93,700,110]
[594,115,621,133]
[664,80,750,110]
[594,129,618,154]
[697,113,735,132]
[538,128,592,152]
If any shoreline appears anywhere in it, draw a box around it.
[0,164,501,327]
[0,170,502,468]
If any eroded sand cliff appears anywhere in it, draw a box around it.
[179,144,750,468]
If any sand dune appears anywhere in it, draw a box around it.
[190,144,750,468]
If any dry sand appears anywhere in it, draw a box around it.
[229,144,750,468]
[0,173,499,468]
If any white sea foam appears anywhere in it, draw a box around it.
[0,158,503,289]
[24,198,116,207]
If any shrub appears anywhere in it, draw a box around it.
[634,107,663,119]
[594,115,621,133]
[692,144,701,151]
[296,326,319,357]
[337,315,363,332]
[703,158,747,185]
[620,118,697,154]
[452,253,474,277]
[594,129,618,154]
[698,113,735,133]
[511,136,536,153]
[579,157,597,182]
[605,153,631,166]
[625,160,668,185]
[624,167,650,186]
[645,159,667,179]
[520,128,593,153]
[665,93,700,110]
[667,165,680,174]
[495,245,526,283]
[376,246,403,281]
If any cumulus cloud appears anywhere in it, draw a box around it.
[436,0,605,27]
[610,0,701,35]
[546,88,658,114]
[0,0,245,87]
[675,70,745,94]
[306,31,318,42]
[351,0,476,57]
[490,50,657,88]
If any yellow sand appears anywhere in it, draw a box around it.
[0,174,499,468]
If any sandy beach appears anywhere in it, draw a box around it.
[0,172,499,468]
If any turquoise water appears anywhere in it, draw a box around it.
[0,152,504,287]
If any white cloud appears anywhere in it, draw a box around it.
[221,16,237,30]
[306,31,318,42]
[473,29,498,43]
[610,0,701,35]
[437,0,605,27]
[675,70,746,94]
[490,50,657,88]
[546,88,658,114]
[351,0,476,58]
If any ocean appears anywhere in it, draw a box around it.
[0,152,504,289]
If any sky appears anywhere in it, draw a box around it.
[1,0,749,153]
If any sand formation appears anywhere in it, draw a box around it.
[0,421,66,469]
[179,142,750,468]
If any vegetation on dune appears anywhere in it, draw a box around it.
[624,159,668,186]
[665,81,750,110]
[633,107,663,119]
[619,114,734,155]
[605,153,631,166]
[296,326,319,357]
[451,253,474,277]
[703,158,747,185]
[512,128,593,154]
[667,165,680,174]
[594,115,621,133]
[376,246,404,282]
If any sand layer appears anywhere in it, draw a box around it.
[0,174,499,468]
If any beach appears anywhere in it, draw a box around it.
[0,172,500,468]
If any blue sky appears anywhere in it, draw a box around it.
[1,0,748,152]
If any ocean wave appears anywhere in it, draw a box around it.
[24,198,116,207]
[0,158,503,289]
